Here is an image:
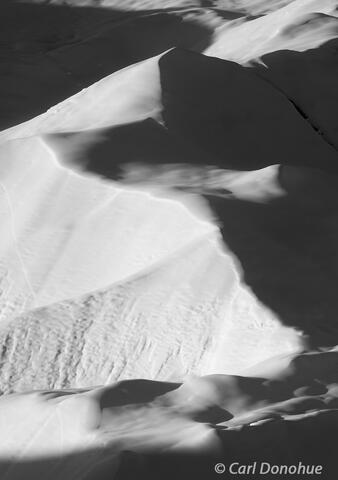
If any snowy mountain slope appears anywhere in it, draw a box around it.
[0,0,338,479]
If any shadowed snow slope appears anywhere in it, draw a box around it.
[254,36,338,149]
[159,48,338,171]
[1,0,338,478]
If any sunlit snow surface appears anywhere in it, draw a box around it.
[0,0,338,478]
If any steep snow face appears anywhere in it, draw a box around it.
[0,55,163,143]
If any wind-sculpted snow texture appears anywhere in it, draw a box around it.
[0,0,338,479]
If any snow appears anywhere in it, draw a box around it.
[0,0,337,478]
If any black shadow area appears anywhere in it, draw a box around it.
[159,48,338,172]
[252,38,338,151]
[204,190,338,348]
[45,117,213,179]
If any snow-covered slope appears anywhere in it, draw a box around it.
[0,134,217,316]
[0,0,338,478]
[205,0,338,62]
